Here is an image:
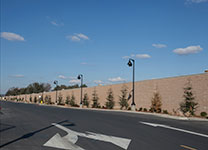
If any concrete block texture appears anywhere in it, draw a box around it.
[9,73,208,115]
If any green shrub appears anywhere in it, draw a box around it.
[65,96,70,105]
[139,107,143,111]
[29,97,32,102]
[144,108,147,112]
[149,108,154,112]
[45,95,52,104]
[83,93,89,107]
[200,112,207,117]
[150,91,162,113]
[91,89,100,108]
[57,93,64,105]
[69,93,77,107]
[163,110,168,114]
[105,88,115,109]
[34,96,37,103]
[102,106,106,109]
[119,85,129,110]
[180,80,198,116]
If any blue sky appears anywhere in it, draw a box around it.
[1,0,208,94]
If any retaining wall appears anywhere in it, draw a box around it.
[6,73,208,115]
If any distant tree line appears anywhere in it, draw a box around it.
[53,84,87,91]
[5,82,87,96]
[5,82,51,96]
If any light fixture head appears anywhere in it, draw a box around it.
[128,60,133,67]
[54,80,58,85]
[77,75,81,80]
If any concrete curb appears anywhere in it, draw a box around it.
[48,104,208,122]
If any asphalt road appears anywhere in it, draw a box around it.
[0,101,207,150]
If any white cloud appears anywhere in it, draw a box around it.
[51,21,58,26]
[94,80,103,84]
[135,54,151,59]
[1,32,25,41]
[50,21,64,26]
[59,75,77,80]
[152,43,167,48]
[76,33,89,40]
[9,74,24,78]
[69,79,80,84]
[173,45,203,55]
[66,33,89,42]
[186,0,208,3]
[122,54,151,59]
[58,75,67,79]
[66,35,80,42]
[108,77,126,82]
[122,56,130,59]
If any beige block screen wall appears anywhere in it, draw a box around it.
[8,73,208,115]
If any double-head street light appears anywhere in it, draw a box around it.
[127,58,136,111]
[54,80,58,104]
[77,74,83,108]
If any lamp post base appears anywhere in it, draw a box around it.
[131,104,136,111]
[80,104,83,108]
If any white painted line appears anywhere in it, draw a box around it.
[44,123,131,150]
[140,121,208,138]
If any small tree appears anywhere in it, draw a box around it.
[105,88,115,109]
[180,80,198,116]
[45,95,51,104]
[150,91,162,113]
[58,93,64,105]
[29,96,32,102]
[45,95,49,104]
[119,85,129,110]
[34,96,37,103]
[69,93,76,106]
[91,89,100,108]
[83,93,89,107]
[65,95,70,105]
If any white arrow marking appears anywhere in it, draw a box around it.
[44,133,84,150]
[84,131,131,150]
[44,123,131,150]
[140,121,208,138]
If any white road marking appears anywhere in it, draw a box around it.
[44,133,84,150]
[44,123,131,150]
[140,121,208,138]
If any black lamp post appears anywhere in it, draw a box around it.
[54,80,58,104]
[77,74,83,108]
[127,58,136,111]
